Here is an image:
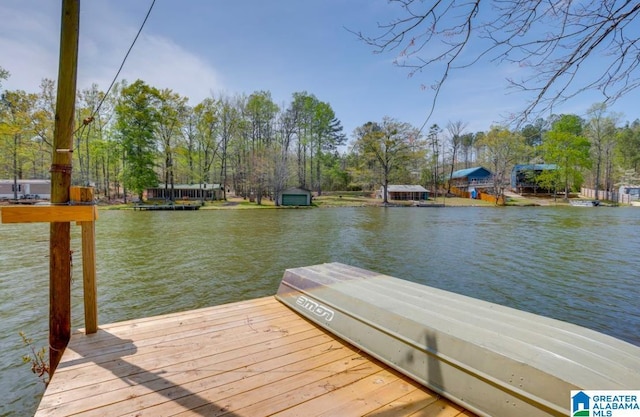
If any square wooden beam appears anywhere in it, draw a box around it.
[0,205,98,224]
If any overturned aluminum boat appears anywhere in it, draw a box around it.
[276,262,640,417]
[570,200,600,206]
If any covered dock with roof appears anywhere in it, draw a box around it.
[145,183,223,201]
[378,185,429,201]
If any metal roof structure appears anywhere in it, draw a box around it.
[152,183,221,189]
[511,164,557,172]
[450,167,492,179]
[386,184,428,192]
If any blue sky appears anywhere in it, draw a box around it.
[1,0,638,141]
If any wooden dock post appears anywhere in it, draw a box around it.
[0,0,86,377]
[71,187,97,334]
[49,0,80,374]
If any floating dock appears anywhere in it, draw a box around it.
[35,296,470,416]
[133,204,201,211]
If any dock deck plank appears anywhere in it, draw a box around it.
[35,296,471,417]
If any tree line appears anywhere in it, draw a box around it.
[1,74,347,204]
[2,69,640,204]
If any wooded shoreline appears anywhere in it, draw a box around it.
[96,193,594,209]
[1,192,616,210]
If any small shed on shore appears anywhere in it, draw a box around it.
[379,185,429,201]
[279,187,312,206]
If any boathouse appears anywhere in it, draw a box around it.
[145,183,222,201]
[378,184,429,201]
[0,179,51,200]
[278,187,312,206]
[510,164,557,194]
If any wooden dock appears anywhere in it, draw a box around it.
[133,204,201,211]
[35,296,472,417]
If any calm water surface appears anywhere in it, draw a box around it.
[1,207,639,415]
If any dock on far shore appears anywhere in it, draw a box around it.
[133,203,201,211]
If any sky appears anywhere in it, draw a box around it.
[1,0,638,143]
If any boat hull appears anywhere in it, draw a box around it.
[570,200,599,206]
[276,263,640,417]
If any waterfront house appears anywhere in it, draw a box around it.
[511,164,558,194]
[449,167,493,190]
[0,179,51,200]
[448,167,498,200]
[378,185,429,201]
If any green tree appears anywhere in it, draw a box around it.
[0,66,8,88]
[616,120,640,174]
[353,117,420,204]
[90,81,122,200]
[539,115,591,200]
[460,132,475,168]
[477,126,527,203]
[585,103,619,200]
[445,120,467,193]
[0,67,9,140]
[287,92,345,193]
[92,134,121,201]
[154,88,187,201]
[20,79,56,179]
[273,98,300,204]
[245,91,278,204]
[75,83,112,187]
[217,95,241,200]
[320,151,350,191]
[290,92,317,188]
[425,124,442,196]
[311,101,345,195]
[0,90,38,197]
[520,118,547,162]
[115,80,159,201]
[192,97,222,192]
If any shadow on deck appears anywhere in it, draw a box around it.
[35,297,470,417]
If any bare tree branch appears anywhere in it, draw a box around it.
[353,0,640,126]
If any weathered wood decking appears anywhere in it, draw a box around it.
[36,296,472,417]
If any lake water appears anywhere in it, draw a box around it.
[1,207,639,415]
